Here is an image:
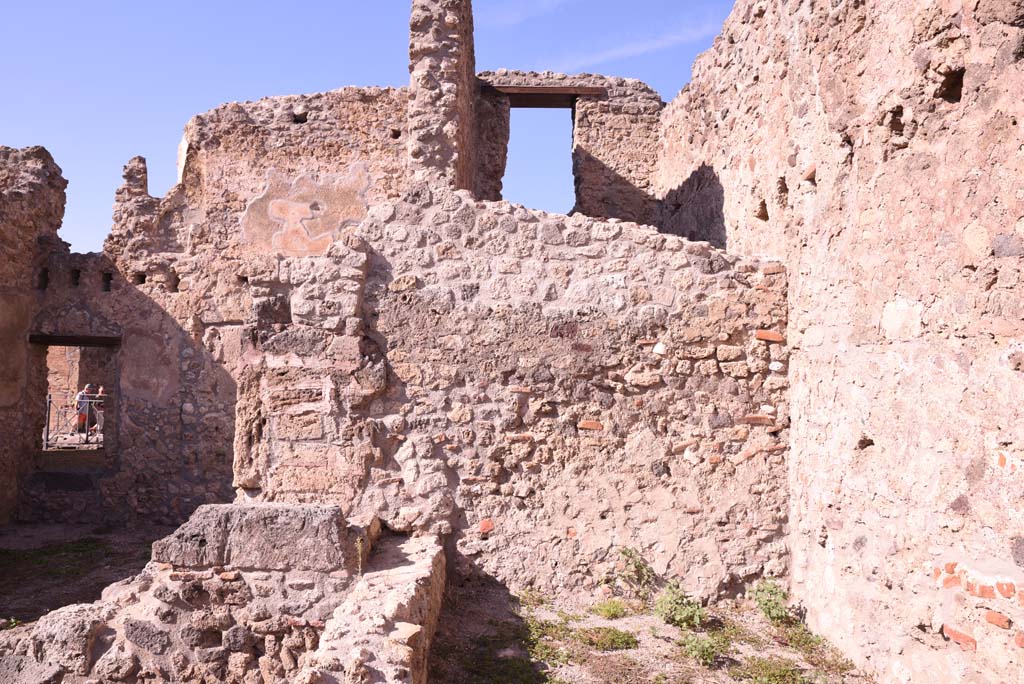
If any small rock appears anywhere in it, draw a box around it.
[389,274,419,292]
[389,622,423,646]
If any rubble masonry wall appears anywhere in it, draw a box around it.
[655,1,1024,681]
[0,147,66,524]
[408,0,477,190]
[232,183,792,600]
[20,86,410,525]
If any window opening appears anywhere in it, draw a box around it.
[36,340,118,452]
[501,107,576,214]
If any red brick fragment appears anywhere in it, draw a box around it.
[942,575,962,589]
[977,585,997,599]
[755,330,785,343]
[577,420,604,431]
[479,518,495,535]
[932,567,942,580]
[999,453,1008,468]
[942,624,978,652]
[997,582,1016,598]
[566,527,577,539]
[944,562,958,575]
[742,414,777,426]
[1016,632,1024,649]
[985,611,1011,630]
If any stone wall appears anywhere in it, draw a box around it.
[176,86,410,248]
[478,70,664,225]
[655,1,1024,681]
[15,84,414,525]
[232,183,792,600]
[21,246,234,524]
[0,146,66,524]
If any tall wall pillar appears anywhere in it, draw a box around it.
[407,0,477,191]
[0,146,66,523]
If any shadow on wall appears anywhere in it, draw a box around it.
[20,252,237,526]
[571,151,726,250]
[572,148,661,227]
[658,163,727,250]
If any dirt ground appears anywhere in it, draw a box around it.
[0,522,172,625]
[429,565,876,684]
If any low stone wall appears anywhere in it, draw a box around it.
[0,504,446,684]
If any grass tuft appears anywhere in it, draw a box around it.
[679,632,730,667]
[781,623,856,676]
[590,598,631,620]
[578,626,639,651]
[731,656,807,684]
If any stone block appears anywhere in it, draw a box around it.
[152,504,371,573]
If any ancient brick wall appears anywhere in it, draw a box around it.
[478,71,664,225]
[0,147,66,524]
[21,247,233,524]
[231,183,791,599]
[655,1,1024,680]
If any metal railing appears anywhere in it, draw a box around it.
[43,392,108,450]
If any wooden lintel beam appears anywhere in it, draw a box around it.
[29,334,122,348]
[480,84,607,108]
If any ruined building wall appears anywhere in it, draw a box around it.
[176,87,410,226]
[477,71,664,225]
[0,147,66,524]
[655,1,1024,681]
[231,182,792,599]
[17,87,412,525]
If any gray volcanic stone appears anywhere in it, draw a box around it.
[123,620,171,655]
[151,504,365,573]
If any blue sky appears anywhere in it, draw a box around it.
[1,0,733,252]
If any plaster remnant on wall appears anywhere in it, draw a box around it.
[241,166,371,257]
